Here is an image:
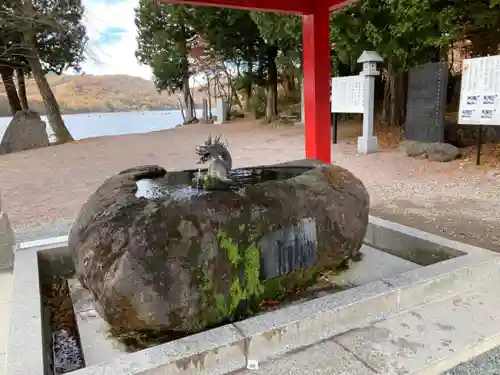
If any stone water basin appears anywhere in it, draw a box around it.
[68,160,370,336]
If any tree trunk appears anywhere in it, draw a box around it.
[381,61,408,127]
[183,86,191,122]
[0,66,22,115]
[21,0,73,142]
[190,92,196,119]
[223,67,243,112]
[244,60,253,113]
[178,22,195,124]
[206,75,212,120]
[286,75,294,93]
[16,68,29,110]
[285,63,296,94]
[265,46,279,121]
[182,73,195,123]
[27,56,73,142]
[213,76,218,102]
[244,83,252,113]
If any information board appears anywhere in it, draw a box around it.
[331,76,365,114]
[458,55,500,125]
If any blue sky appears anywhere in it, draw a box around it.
[95,0,126,4]
[80,0,152,79]
[96,26,128,45]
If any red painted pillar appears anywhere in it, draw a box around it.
[302,10,331,163]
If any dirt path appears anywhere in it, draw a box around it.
[0,119,498,249]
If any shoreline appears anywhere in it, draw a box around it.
[0,109,203,141]
[0,108,198,120]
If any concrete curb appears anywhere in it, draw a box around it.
[6,247,45,375]
[0,211,15,270]
[366,215,493,262]
[17,235,68,251]
[6,217,500,375]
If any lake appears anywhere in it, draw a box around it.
[0,110,203,141]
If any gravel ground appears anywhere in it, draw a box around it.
[1,119,498,251]
[443,346,500,375]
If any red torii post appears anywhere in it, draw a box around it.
[160,0,354,164]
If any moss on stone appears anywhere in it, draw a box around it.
[260,267,320,302]
[216,229,265,314]
[202,174,219,190]
[202,174,231,190]
[259,277,287,301]
[243,244,263,296]
[219,234,240,266]
[196,224,348,331]
[196,270,230,330]
[229,277,245,312]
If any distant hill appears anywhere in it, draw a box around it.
[0,74,201,116]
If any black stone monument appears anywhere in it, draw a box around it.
[405,62,448,142]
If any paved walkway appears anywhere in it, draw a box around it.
[0,270,12,375]
[238,282,500,375]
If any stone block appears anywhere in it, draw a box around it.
[0,212,14,270]
[0,110,49,154]
[5,249,44,375]
[76,324,247,375]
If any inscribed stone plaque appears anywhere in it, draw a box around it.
[405,62,448,142]
[258,218,317,279]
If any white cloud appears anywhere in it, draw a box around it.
[78,0,152,80]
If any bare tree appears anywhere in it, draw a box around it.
[189,34,243,116]
[0,65,22,114]
[0,0,83,142]
[16,68,28,109]
[20,0,73,142]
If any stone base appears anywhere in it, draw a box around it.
[215,100,228,124]
[0,212,14,269]
[0,110,49,155]
[357,135,378,154]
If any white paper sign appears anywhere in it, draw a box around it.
[458,55,500,125]
[331,76,365,114]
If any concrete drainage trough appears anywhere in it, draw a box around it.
[6,216,500,375]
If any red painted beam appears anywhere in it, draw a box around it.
[302,10,331,163]
[322,0,358,12]
[158,0,312,14]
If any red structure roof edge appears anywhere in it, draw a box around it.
[160,0,311,13]
[159,0,353,14]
